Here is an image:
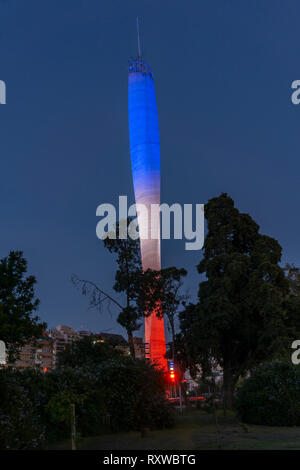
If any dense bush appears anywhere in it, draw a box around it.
[99,358,174,431]
[0,350,174,449]
[57,335,124,369]
[0,369,46,449]
[57,337,175,431]
[236,361,300,426]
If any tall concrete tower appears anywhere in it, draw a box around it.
[128,19,167,370]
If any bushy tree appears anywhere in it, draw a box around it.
[283,264,300,341]
[0,251,46,360]
[73,219,144,357]
[139,267,188,362]
[98,357,174,431]
[57,335,124,369]
[180,194,290,408]
[236,361,300,426]
[0,369,46,449]
[0,355,174,449]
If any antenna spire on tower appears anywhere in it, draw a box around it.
[137,17,142,58]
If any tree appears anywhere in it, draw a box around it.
[284,263,300,296]
[283,264,300,338]
[179,194,290,409]
[57,335,124,369]
[103,220,143,357]
[0,251,46,361]
[74,220,188,363]
[140,267,188,362]
[236,361,300,426]
[73,219,144,358]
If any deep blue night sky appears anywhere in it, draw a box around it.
[0,1,299,340]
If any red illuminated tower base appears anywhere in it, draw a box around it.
[149,316,168,370]
[145,301,167,371]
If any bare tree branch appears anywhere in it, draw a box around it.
[71,274,123,311]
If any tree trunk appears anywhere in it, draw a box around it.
[223,360,234,410]
[126,283,135,358]
[70,403,76,450]
[127,329,135,358]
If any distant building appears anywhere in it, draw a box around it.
[55,325,80,341]
[132,337,145,359]
[34,334,54,372]
[183,369,199,393]
[48,325,80,367]
[79,330,93,338]
[94,332,130,355]
[6,333,54,372]
[3,325,138,371]
[183,364,223,393]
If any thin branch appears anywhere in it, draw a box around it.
[71,274,123,311]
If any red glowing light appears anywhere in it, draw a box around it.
[169,372,176,382]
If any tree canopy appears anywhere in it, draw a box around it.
[73,219,145,357]
[179,193,290,408]
[0,251,46,361]
[57,335,124,369]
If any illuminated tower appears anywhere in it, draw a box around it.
[128,19,167,370]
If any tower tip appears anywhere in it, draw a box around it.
[136,17,142,59]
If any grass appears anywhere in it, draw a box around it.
[50,409,300,450]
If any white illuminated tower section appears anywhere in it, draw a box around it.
[128,19,167,370]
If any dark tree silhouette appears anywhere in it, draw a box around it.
[180,194,290,409]
[0,251,46,361]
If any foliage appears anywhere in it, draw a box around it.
[57,338,174,430]
[98,357,174,431]
[0,368,46,449]
[0,251,46,361]
[57,335,124,369]
[0,354,174,449]
[283,264,300,341]
[236,361,300,426]
[73,218,145,357]
[45,390,86,423]
[179,194,290,408]
[139,267,187,360]
[199,395,220,414]
[0,366,106,448]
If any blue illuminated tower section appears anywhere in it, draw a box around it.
[128,20,167,370]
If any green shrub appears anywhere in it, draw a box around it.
[0,369,46,449]
[58,338,175,432]
[0,356,174,449]
[96,358,174,431]
[236,361,300,426]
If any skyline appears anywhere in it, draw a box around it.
[0,1,300,337]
